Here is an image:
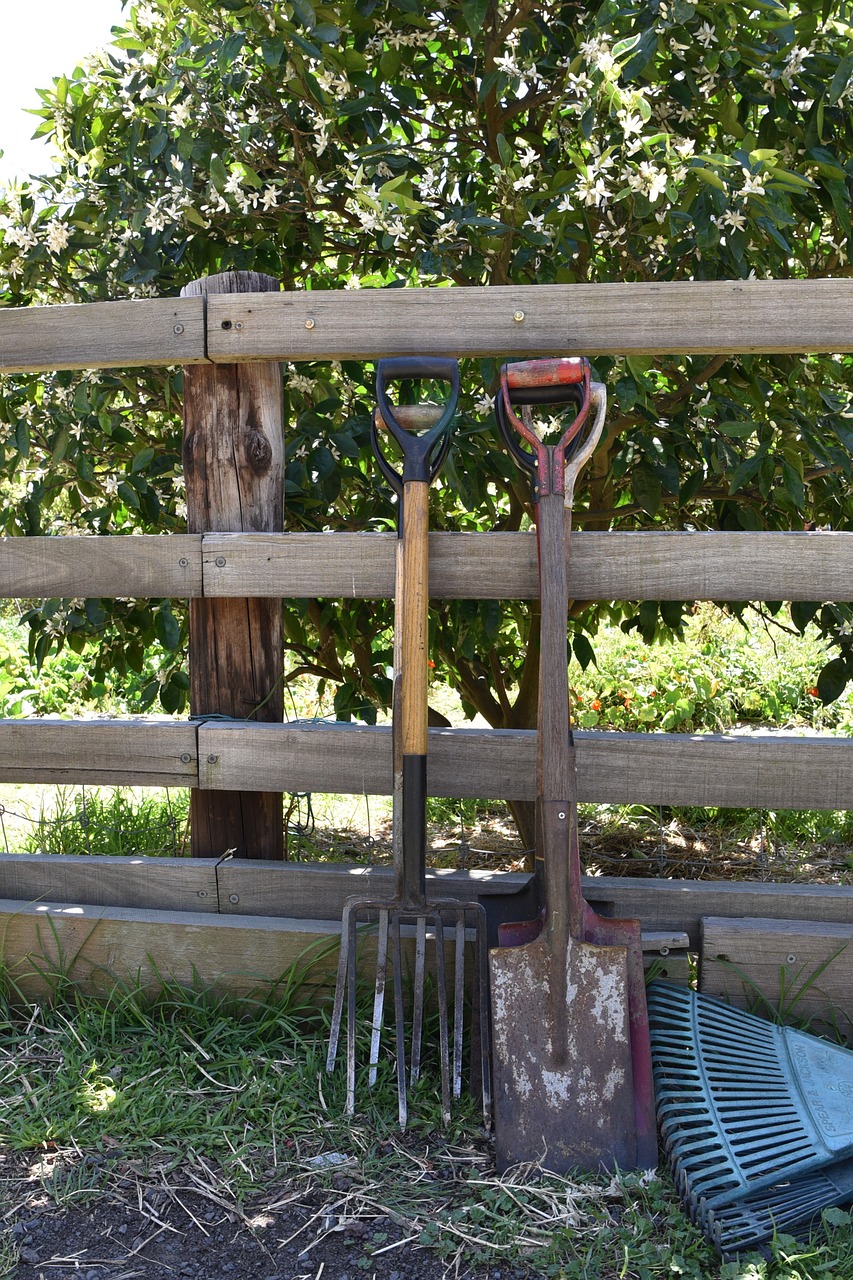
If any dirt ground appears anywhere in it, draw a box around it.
[2,1148,526,1280]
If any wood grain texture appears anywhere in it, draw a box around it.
[0,854,218,912]
[182,271,285,859]
[700,916,853,1027]
[587,880,853,949]
[0,535,202,598]
[206,280,853,361]
[400,482,430,757]
[200,530,853,602]
[0,899,342,1002]
[0,530,847,603]
[0,297,206,374]
[0,719,198,786]
[215,861,530,919]
[197,721,853,809]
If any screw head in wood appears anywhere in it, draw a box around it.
[513,310,525,323]
[197,890,208,898]
[229,894,239,904]
[305,317,316,330]
[215,556,226,567]
[173,323,184,334]
[179,557,188,567]
[207,754,219,764]
[180,753,192,764]
[558,811,566,820]
[235,322,243,330]
[787,953,797,963]
[221,319,232,329]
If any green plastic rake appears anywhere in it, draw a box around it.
[647,982,853,1219]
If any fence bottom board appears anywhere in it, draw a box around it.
[0,898,691,1006]
[699,916,853,1033]
[0,899,342,1002]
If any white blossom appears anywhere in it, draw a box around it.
[4,223,38,249]
[144,207,167,232]
[45,220,69,253]
[618,112,644,136]
[696,22,717,48]
[261,186,278,210]
[739,169,766,198]
[170,100,193,129]
[783,46,810,83]
[628,161,668,202]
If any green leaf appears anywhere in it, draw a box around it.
[632,466,661,517]
[261,37,285,66]
[716,420,755,438]
[728,454,763,494]
[612,33,643,60]
[155,605,181,652]
[217,33,245,70]
[117,481,140,509]
[496,133,513,167]
[829,51,853,104]
[313,23,340,42]
[85,599,107,628]
[131,446,156,473]
[572,633,596,671]
[691,166,727,192]
[291,0,316,28]
[462,0,488,34]
[816,656,848,705]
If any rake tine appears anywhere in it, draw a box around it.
[368,908,390,1088]
[346,902,359,1116]
[432,912,452,1127]
[410,915,427,1085]
[326,899,353,1074]
[453,909,465,1100]
[391,913,408,1129]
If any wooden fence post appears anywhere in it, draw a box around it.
[181,271,284,859]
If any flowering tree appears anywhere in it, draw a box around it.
[0,0,851,838]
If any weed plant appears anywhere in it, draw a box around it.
[11,786,190,858]
[2,968,853,1279]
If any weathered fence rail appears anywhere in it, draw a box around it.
[1,277,851,1013]
[0,529,851,601]
[0,720,848,808]
[4,280,853,371]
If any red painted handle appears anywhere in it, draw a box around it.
[505,357,586,400]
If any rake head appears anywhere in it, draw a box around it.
[648,982,853,1212]
[326,893,491,1130]
[700,1155,853,1257]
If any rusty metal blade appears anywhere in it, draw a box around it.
[489,932,637,1173]
[584,906,657,1170]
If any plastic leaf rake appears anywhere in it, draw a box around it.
[647,982,853,1215]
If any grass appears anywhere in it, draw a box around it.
[2,968,853,1279]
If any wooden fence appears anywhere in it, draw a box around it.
[1,277,852,1025]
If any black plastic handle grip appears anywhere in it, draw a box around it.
[374,357,460,485]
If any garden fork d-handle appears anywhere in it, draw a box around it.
[372,356,459,488]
